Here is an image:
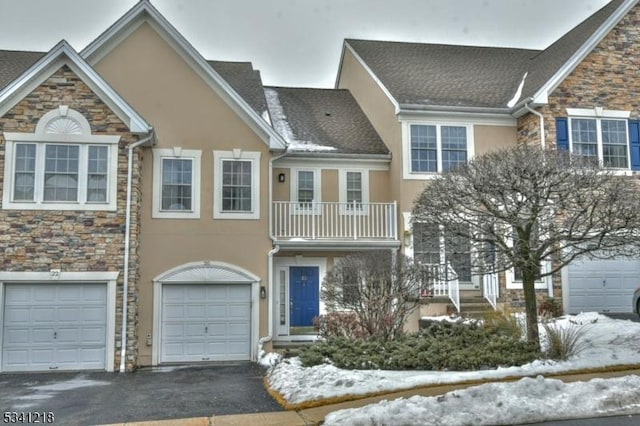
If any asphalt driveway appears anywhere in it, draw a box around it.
[0,362,282,425]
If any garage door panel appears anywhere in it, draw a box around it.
[228,304,250,319]
[2,283,107,372]
[161,284,251,363]
[4,328,30,344]
[81,327,106,344]
[32,307,56,322]
[4,307,29,323]
[33,287,56,302]
[206,323,226,337]
[228,322,250,336]
[164,304,185,319]
[206,304,228,319]
[568,256,640,313]
[185,304,206,319]
[185,323,206,337]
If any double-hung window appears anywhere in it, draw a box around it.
[406,123,472,177]
[291,168,320,213]
[3,107,120,211]
[152,148,201,219]
[560,109,637,170]
[570,118,628,168]
[413,223,472,284]
[339,169,369,213]
[221,159,252,212]
[214,150,260,219]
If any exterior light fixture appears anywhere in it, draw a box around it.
[260,286,267,299]
[278,173,286,183]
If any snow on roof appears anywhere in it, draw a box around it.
[264,87,337,152]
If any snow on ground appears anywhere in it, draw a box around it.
[324,375,640,426]
[267,313,640,406]
[12,376,111,409]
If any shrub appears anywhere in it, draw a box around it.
[313,312,369,339]
[543,322,588,360]
[299,320,539,370]
[538,298,563,321]
[483,309,524,339]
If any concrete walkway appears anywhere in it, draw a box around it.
[108,367,640,426]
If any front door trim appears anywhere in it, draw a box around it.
[273,257,327,337]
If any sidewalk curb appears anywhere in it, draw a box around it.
[266,363,640,411]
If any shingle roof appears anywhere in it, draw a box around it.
[345,0,628,111]
[346,39,536,110]
[520,0,626,102]
[207,60,268,117]
[265,87,389,155]
[0,50,45,90]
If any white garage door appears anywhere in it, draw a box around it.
[2,283,107,372]
[567,257,640,314]
[161,284,251,363]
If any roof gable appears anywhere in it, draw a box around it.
[0,40,151,133]
[82,0,285,150]
[517,0,635,109]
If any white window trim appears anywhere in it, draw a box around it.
[505,263,552,290]
[338,169,369,215]
[152,148,202,219]
[2,107,120,211]
[504,229,552,290]
[213,150,261,220]
[567,115,631,172]
[290,167,321,214]
[402,121,475,180]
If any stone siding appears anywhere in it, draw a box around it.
[513,5,640,314]
[0,65,142,371]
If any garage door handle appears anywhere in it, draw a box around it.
[205,326,208,333]
[53,331,57,339]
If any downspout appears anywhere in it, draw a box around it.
[120,130,155,373]
[258,150,288,358]
[524,101,553,297]
[525,101,546,149]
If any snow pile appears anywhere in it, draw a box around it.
[267,313,640,405]
[264,88,337,152]
[324,375,640,426]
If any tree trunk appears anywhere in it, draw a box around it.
[522,266,541,351]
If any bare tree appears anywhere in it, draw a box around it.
[412,145,640,348]
[322,250,422,341]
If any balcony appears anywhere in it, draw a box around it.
[272,201,399,249]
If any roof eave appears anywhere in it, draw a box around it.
[282,151,392,161]
[398,103,512,115]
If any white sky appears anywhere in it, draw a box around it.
[0,0,611,87]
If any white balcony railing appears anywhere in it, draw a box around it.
[420,263,460,313]
[272,201,398,241]
[483,271,499,310]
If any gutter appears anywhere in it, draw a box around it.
[120,129,155,373]
[524,100,546,149]
[259,149,288,358]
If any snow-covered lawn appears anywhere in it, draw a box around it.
[324,375,640,425]
[266,312,640,417]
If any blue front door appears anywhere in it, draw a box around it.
[289,266,319,327]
